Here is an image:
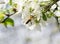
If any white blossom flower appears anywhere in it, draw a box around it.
[54,10,60,17]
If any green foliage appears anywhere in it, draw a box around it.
[0,0,18,27]
[9,0,12,5]
[47,12,54,18]
[9,0,17,8]
[3,18,14,27]
[42,12,47,21]
[0,12,5,22]
[9,8,14,14]
[12,3,17,8]
[40,1,50,7]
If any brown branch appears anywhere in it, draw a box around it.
[1,8,17,23]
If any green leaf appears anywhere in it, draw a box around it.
[9,0,12,5]
[0,12,5,22]
[9,8,14,14]
[40,1,50,7]
[12,3,17,8]
[3,18,14,27]
[47,12,54,18]
[42,12,47,21]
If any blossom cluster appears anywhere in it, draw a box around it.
[21,0,60,30]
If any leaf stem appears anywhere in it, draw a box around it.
[9,0,12,5]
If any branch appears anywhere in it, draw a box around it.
[1,8,17,23]
[44,0,59,12]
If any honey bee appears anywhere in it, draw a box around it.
[25,15,34,24]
